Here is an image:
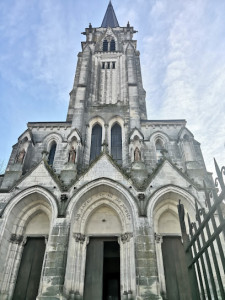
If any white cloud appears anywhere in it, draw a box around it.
[0,0,224,176]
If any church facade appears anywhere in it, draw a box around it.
[0,2,213,300]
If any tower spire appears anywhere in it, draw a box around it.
[101,1,119,28]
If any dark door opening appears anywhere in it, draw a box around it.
[161,236,192,300]
[103,241,120,300]
[84,238,121,300]
[12,237,46,300]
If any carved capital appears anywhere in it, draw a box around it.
[73,233,86,243]
[154,233,163,244]
[138,193,145,201]
[10,234,24,244]
[61,194,68,202]
[121,232,133,243]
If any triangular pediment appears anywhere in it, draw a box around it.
[129,127,144,141]
[148,160,198,190]
[16,161,61,190]
[74,153,131,188]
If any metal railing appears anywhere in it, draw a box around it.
[178,159,225,300]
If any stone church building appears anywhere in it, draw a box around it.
[0,2,213,300]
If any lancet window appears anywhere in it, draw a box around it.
[102,38,116,51]
[110,39,116,51]
[155,139,164,162]
[90,124,102,161]
[111,123,122,165]
[48,142,57,166]
[103,39,108,52]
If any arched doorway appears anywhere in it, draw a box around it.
[150,189,196,300]
[64,183,137,299]
[0,191,55,300]
[84,205,122,300]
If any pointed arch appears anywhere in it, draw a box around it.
[0,187,57,299]
[103,39,108,51]
[111,123,122,165]
[110,39,116,51]
[48,141,57,166]
[90,124,102,161]
[64,180,137,297]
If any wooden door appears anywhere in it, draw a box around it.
[162,236,192,300]
[12,237,46,300]
[83,239,104,300]
[84,238,121,300]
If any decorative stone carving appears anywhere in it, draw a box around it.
[134,147,141,161]
[138,193,145,201]
[154,233,163,244]
[102,140,109,153]
[9,234,24,244]
[41,150,49,160]
[61,194,68,202]
[68,147,76,163]
[73,233,86,243]
[121,232,133,243]
[16,149,26,164]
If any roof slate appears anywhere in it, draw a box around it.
[101,1,119,28]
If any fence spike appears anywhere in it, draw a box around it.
[187,214,192,234]
[195,199,200,222]
[203,181,212,207]
[214,158,225,191]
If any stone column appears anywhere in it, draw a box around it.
[155,234,166,298]
[135,218,162,300]
[0,234,24,300]
[120,233,136,300]
[38,219,70,300]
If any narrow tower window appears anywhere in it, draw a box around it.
[155,139,164,162]
[110,39,116,51]
[107,62,110,69]
[103,40,108,52]
[48,142,57,166]
[90,124,102,161]
[102,62,105,69]
[112,62,116,69]
[111,123,122,165]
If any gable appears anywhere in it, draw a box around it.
[149,161,193,189]
[75,154,130,188]
[17,161,59,190]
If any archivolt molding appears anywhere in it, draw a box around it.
[88,115,105,128]
[67,129,82,144]
[149,131,170,144]
[67,179,139,228]
[74,196,131,234]
[42,132,63,150]
[147,185,197,220]
[1,186,58,230]
[108,115,124,128]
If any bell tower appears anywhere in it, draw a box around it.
[66,1,147,133]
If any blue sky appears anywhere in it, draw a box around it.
[0,0,225,175]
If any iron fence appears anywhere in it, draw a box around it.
[178,159,225,300]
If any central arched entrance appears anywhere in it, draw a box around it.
[64,183,137,299]
[83,205,122,300]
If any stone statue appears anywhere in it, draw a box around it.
[16,149,26,164]
[68,147,76,163]
[134,147,141,162]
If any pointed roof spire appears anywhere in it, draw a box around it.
[101,1,119,28]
